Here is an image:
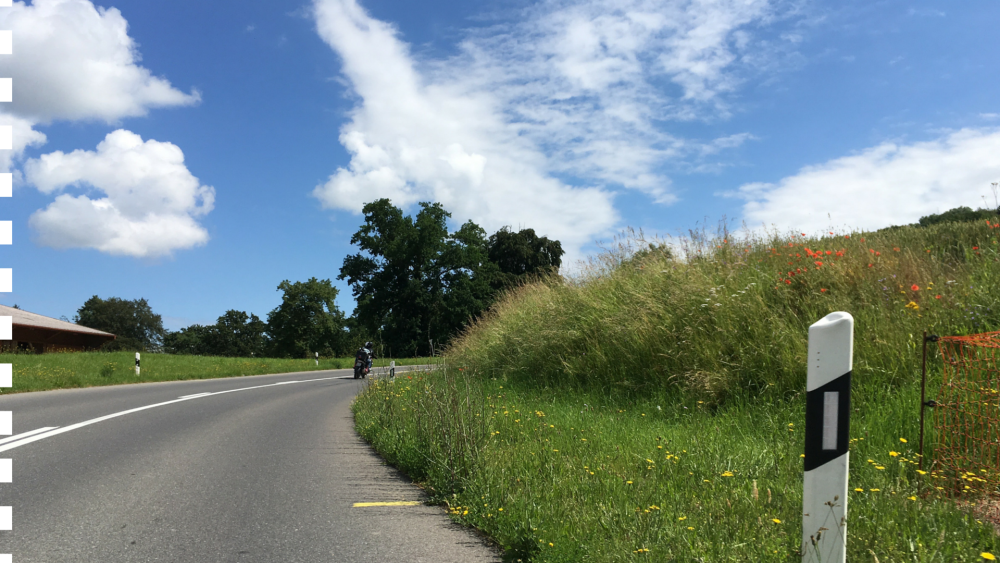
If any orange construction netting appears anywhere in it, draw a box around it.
[933,331,1000,494]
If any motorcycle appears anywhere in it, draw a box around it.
[353,357,368,379]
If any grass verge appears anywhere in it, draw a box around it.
[0,352,435,394]
[353,219,1000,561]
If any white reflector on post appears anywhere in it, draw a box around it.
[802,311,853,563]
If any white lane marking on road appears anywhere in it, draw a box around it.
[0,427,57,446]
[0,376,343,453]
[178,392,211,399]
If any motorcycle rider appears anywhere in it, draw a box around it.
[355,341,375,377]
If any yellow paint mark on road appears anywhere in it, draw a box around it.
[352,501,421,507]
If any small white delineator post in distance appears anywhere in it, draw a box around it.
[802,311,853,563]
[390,360,395,378]
[315,351,319,366]
[135,352,140,376]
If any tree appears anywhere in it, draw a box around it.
[75,296,165,351]
[266,278,347,358]
[163,324,214,355]
[339,199,496,356]
[209,310,267,357]
[487,227,564,291]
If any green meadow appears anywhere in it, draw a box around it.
[0,351,434,394]
[353,219,1000,561]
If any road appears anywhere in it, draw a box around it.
[0,367,501,562]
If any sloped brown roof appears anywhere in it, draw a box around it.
[0,304,116,338]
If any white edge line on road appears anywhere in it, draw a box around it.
[0,426,58,446]
[178,392,211,399]
[0,376,344,454]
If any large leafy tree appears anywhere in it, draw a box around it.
[487,227,564,290]
[75,296,165,351]
[266,278,347,358]
[339,199,496,356]
[164,310,268,357]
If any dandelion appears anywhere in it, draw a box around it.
[721,471,734,477]
[678,516,687,521]
[687,526,695,531]
[900,438,908,443]
[854,488,864,492]
[772,518,782,524]
[908,496,917,501]
[889,451,899,457]
[983,553,996,561]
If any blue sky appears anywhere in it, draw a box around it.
[1,0,998,330]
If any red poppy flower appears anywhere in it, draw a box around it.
[815,261,823,267]
[869,249,875,254]
[973,246,979,250]
[867,264,873,268]
[875,251,881,256]
[860,238,865,242]
[935,295,941,299]
[825,250,832,255]
[785,280,792,285]
[910,284,920,291]
[796,253,801,258]
[820,288,828,293]
[893,247,900,252]
[801,233,806,236]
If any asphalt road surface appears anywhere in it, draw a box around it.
[0,367,501,562]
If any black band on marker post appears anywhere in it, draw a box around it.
[804,370,851,472]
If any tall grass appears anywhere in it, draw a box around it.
[353,219,1000,561]
[0,352,435,394]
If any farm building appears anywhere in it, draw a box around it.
[0,304,116,353]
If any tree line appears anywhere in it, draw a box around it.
[75,199,563,358]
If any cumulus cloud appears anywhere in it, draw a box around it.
[25,130,214,257]
[0,0,199,124]
[737,129,1000,232]
[311,0,791,257]
[0,0,209,257]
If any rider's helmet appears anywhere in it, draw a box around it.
[364,341,373,349]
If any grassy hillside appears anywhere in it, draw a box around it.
[354,219,1000,561]
[0,352,435,394]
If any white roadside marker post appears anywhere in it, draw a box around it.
[135,352,140,376]
[315,351,319,366]
[802,311,853,563]
[390,360,395,379]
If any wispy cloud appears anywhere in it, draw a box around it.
[736,128,1000,233]
[311,0,799,257]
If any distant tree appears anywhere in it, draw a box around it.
[75,296,165,351]
[487,227,564,291]
[208,310,268,357]
[266,278,347,358]
[918,206,999,228]
[163,324,214,355]
[339,199,496,356]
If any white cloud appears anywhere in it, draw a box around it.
[737,129,1000,232]
[311,0,793,257]
[981,113,1000,121]
[0,0,210,258]
[25,130,214,257]
[0,0,199,124]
